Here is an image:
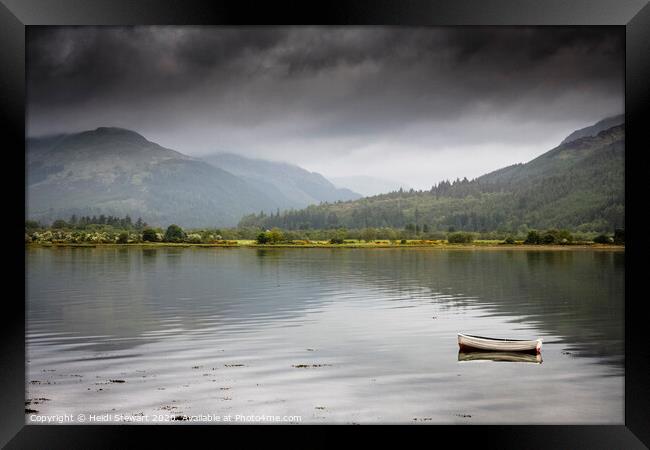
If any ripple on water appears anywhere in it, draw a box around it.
[26,247,624,423]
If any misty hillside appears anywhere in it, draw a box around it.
[27,127,282,228]
[202,153,361,209]
[239,120,624,233]
[330,175,411,197]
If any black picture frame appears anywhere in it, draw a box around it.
[3,0,648,447]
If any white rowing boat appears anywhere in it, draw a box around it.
[458,333,542,353]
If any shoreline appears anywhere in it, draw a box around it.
[25,242,625,251]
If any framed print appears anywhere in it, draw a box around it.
[2,0,648,447]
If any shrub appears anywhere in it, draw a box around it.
[539,229,573,245]
[201,234,215,243]
[541,232,556,245]
[256,228,285,244]
[142,228,158,242]
[614,228,625,245]
[268,228,284,244]
[593,234,610,244]
[117,232,129,244]
[34,230,54,242]
[524,231,541,244]
[447,232,474,244]
[186,233,202,243]
[503,236,515,244]
[400,239,407,244]
[361,228,377,242]
[555,229,573,243]
[164,224,186,242]
[329,230,347,244]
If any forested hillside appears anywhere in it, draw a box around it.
[27,127,280,227]
[239,123,624,233]
[27,128,362,228]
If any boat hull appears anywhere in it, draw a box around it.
[458,333,542,354]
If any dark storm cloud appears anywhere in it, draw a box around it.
[26,26,624,188]
[28,27,285,102]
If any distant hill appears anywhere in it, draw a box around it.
[239,120,624,233]
[329,175,411,197]
[27,127,281,228]
[561,114,624,144]
[201,153,361,210]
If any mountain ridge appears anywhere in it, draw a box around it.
[201,152,361,209]
[27,127,280,227]
[239,120,625,232]
[560,114,624,145]
[26,128,361,228]
[26,117,624,232]
[329,175,411,197]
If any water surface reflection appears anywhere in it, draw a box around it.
[26,247,624,423]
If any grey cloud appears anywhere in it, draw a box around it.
[26,26,623,189]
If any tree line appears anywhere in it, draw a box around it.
[25,219,624,246]
[26,214,148,231]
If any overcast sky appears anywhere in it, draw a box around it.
[27,26,623,189]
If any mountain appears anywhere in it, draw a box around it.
[561,114,624,144]
[329,175,411,197]
[27,127,281,228]
[239,120,624,233]
[201,153,361,210]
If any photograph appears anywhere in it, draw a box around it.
[22,25,627,426]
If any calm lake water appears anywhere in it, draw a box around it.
[26,247,624,424]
